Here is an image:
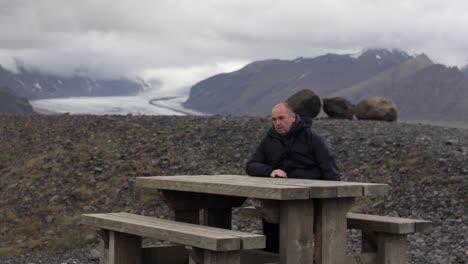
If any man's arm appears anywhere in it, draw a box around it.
[245,138,275,177]
[309,131,341,181]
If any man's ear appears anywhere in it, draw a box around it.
[292,113,296,121]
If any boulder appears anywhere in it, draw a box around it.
[355,97,398,121]
[323,97,354,119]
[285,89,321,119]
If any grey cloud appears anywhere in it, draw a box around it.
[0,0,467,84]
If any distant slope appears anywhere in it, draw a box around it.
[462,65,468,79]
[0,65,147,99]
[184,49,412,115]
[329,54,434,100]
[0,86,35,114]
[387,65,468,121]
[331,57,468,121]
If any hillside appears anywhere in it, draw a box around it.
[331,57,468,121]
[0,86,35,114]
[329,54,434,99]
[0,65,147,99]
[183,49,468,124]
[183,49,412,115]
[0,115,466,263]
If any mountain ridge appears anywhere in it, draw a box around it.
[183,49,412,115]
[184,49,468,123]
[0,85,35,114]
[0,65,147,100]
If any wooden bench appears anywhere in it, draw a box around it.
[347,213,432,264]
[82,212,266,264]
[239,206,432,264]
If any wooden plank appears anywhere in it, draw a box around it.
[83,213,265,251]
[347,213,418,234]
[82,213,242,251]
[279,200,314,264]
[137,175,388,199]
[142,244,188,264]
[336,186,363,197]
[115,212,265,249]
[108,231,142,264]
[376,233,407,264]
[136,176,310,200]
[344,253,377,264]
[98,229,109,264]
[314,198,354,264]
[361,183,389,196]
[414,219,433,234]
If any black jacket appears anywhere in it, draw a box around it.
[246,117,340,180]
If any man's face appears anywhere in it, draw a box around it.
[272,104,296,136]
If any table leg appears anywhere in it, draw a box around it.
[314,198,354,264]
[279,200,314,264]
[202,208,232,229]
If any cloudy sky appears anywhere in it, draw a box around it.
[1,0,467,93]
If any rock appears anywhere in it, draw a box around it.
[355,96,398,121]
[323,97,354,119]
[89,249,100,260]
[285,89,321,119]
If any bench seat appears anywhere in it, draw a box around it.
[239,206,432,264]
[82,212,265,264]
[347,212,432,234]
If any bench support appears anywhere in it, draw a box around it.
[314,198,354,264]
[376,233,407,264]
[109,231,142,264]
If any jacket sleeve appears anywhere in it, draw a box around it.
[309,131,341,181]
[245,137,274,177]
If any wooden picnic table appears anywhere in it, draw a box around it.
[135,174,389,264]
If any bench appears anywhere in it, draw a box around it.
[82,212,266,264]
[239,206,432,264]
[347,213,432,264]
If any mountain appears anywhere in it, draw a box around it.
[0,65,147,100]
[0,86,35,114]
[329,54,434,99]
[183,49,413,115]
[462,65,468,79]
[330,57,468,121]
[183,49,468,123]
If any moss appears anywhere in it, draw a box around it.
[0,247,20,256]
[48,231,96,251]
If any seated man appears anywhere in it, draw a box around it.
[245,102,340,252]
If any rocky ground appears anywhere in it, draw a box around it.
[0,115,466,263]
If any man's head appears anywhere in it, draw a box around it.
[271,102,296,136]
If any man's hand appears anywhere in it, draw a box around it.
[270,169,287,178]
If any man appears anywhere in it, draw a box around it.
[245,102,340,252]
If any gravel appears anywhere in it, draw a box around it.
[0,116,466,263]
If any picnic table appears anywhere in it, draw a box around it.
[135,174,389,264]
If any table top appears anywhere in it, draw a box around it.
[135,175,388,200]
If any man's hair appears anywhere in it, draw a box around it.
[278,102,295,114]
